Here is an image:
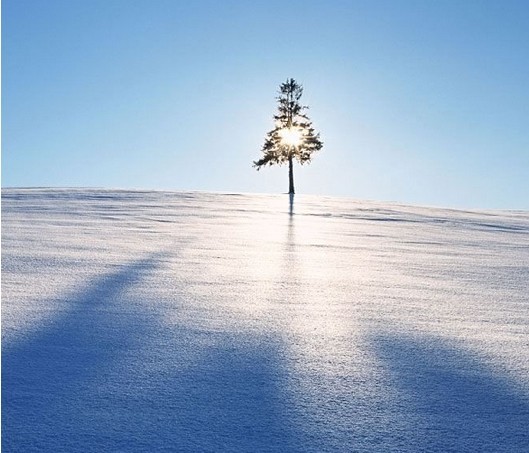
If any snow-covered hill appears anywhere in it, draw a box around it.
[2,188,529,452]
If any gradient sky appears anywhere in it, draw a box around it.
[3,0,528,209]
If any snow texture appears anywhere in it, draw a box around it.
[2,188,529,452]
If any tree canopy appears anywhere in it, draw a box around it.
[254,78,323,194]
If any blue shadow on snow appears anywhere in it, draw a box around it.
[372,333,529,452]
[2,253,301,452]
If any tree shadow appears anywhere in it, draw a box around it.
[371,333,529,452]
[289,193,295,217]
[2,254,165,451]
[120,334,301,452]
[2,253,301,452]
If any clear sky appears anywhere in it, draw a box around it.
[3,0,528,209]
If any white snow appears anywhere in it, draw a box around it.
[2,188,529,452]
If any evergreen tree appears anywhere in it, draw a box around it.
[254,78,323,194]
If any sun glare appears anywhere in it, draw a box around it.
[279,127,303,147]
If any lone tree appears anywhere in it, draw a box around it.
[254,78,323,194]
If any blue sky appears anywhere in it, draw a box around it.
[3,0,528,209]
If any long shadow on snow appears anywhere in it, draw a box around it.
[2,253,300,452]
[372,333,529,452]
[2,254,164,451]
[116,334,301,452]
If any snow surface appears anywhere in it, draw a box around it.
[2,188,529,452]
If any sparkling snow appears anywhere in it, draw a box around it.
[2,188,529,452]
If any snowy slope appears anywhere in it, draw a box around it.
[2,188,529,452]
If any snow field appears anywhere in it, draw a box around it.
[2,189,529,452]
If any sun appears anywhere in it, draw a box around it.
[279,126,303,147]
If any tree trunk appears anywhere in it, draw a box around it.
[288,155,295,194]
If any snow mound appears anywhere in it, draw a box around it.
[2,188,529,452]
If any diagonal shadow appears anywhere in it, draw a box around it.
[2,252,302,452]
[110,334,302,452]
[372,333,529,452]
[2,253,165,452]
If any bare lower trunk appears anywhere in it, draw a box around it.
[288,156,295,194]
